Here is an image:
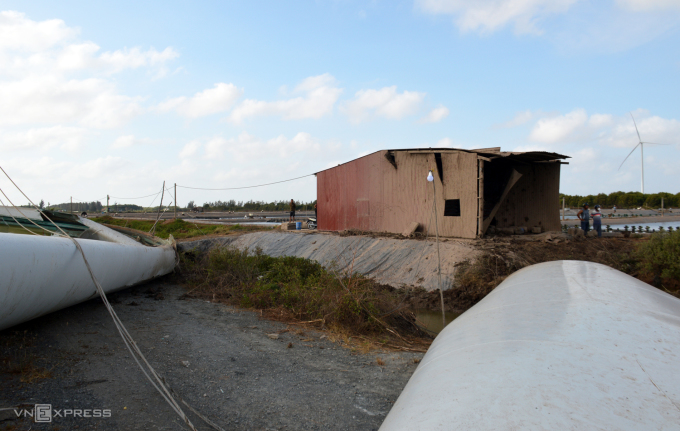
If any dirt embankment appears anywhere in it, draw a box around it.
[179,231,480,293]
[178,230,650,313]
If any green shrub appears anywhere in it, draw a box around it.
[179,246,419,338]
[636,231,680,284]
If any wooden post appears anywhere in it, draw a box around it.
[174,183,177,219]
[150,181,165,237]
[477,159,484,238]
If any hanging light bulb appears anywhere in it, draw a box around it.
[427,170,434,182]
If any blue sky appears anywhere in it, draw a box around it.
[0,0,679,208]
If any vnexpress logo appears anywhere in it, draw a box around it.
[11,404,111,422]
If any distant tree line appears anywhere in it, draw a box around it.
[47,202,152,212]
[196,199,317,212]
[49,201,104,212]
[559,192,680,209]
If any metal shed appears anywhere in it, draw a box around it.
[315,148,569,239]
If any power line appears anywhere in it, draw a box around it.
[176,173,314,191]
[110,192,163,200]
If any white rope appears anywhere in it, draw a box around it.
[0,166,225,431]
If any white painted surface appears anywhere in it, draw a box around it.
[0,227,176,331]
[380,261,680,430]
[0,206,43,220]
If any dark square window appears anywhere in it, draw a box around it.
[444,199,460,217]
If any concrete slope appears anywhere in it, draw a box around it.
[179,231,479,291]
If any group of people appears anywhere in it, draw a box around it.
[577,203,603,238]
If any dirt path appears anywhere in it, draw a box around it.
[0,279,422,430]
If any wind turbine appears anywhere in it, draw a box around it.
[618,113,668,194]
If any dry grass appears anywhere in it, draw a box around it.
[178,246,431,350]
[0,330,52,384]
[446,237,667,310]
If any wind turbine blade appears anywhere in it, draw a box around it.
[618,143,640,171]
[641,142,670,145]
[630,112,643,143]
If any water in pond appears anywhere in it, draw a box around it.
[606,221,680,232]
[194,220,276,226]
[414,309,461,335]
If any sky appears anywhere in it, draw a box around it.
[0,0,679,208]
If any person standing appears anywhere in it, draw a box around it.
[289,199,296,222]
[577,203,590,234]
[591,205,603,238]
[313,202,317,219]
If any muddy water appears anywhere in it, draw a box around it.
[415,309,461,335]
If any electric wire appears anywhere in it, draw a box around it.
[177,173,314,190]
[0,166,224,431]
[110,192,164,200]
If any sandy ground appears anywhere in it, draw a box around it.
[0,279,421,430]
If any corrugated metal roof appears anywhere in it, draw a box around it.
[315,148,569,174]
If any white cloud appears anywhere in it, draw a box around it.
[0,75,142,128]
[179,140,202,158]
[0,125,87,152]
[416,0,580,34]
[99,46,179,73]
[420,105,450,123]
[111,135,155,149]
[0,11,77,52]
[0,11,178,130]
[343,86,425,123]
[228,74,342,123]
[199,131,322,161]
[529,109,588,144]
[434,137,455,147]
[158,83,243,118]
[495,110,537,128]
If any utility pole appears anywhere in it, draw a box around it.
[641,143,644,195]
[107,195,110,213]
[70,196,73,215]
[174,183,177,219]
[662,197,664,217]
[427,169,446,329]
[562,197,565,221]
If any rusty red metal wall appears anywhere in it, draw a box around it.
[317,151,381,232]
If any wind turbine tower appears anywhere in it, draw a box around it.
[618,113,668,194]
